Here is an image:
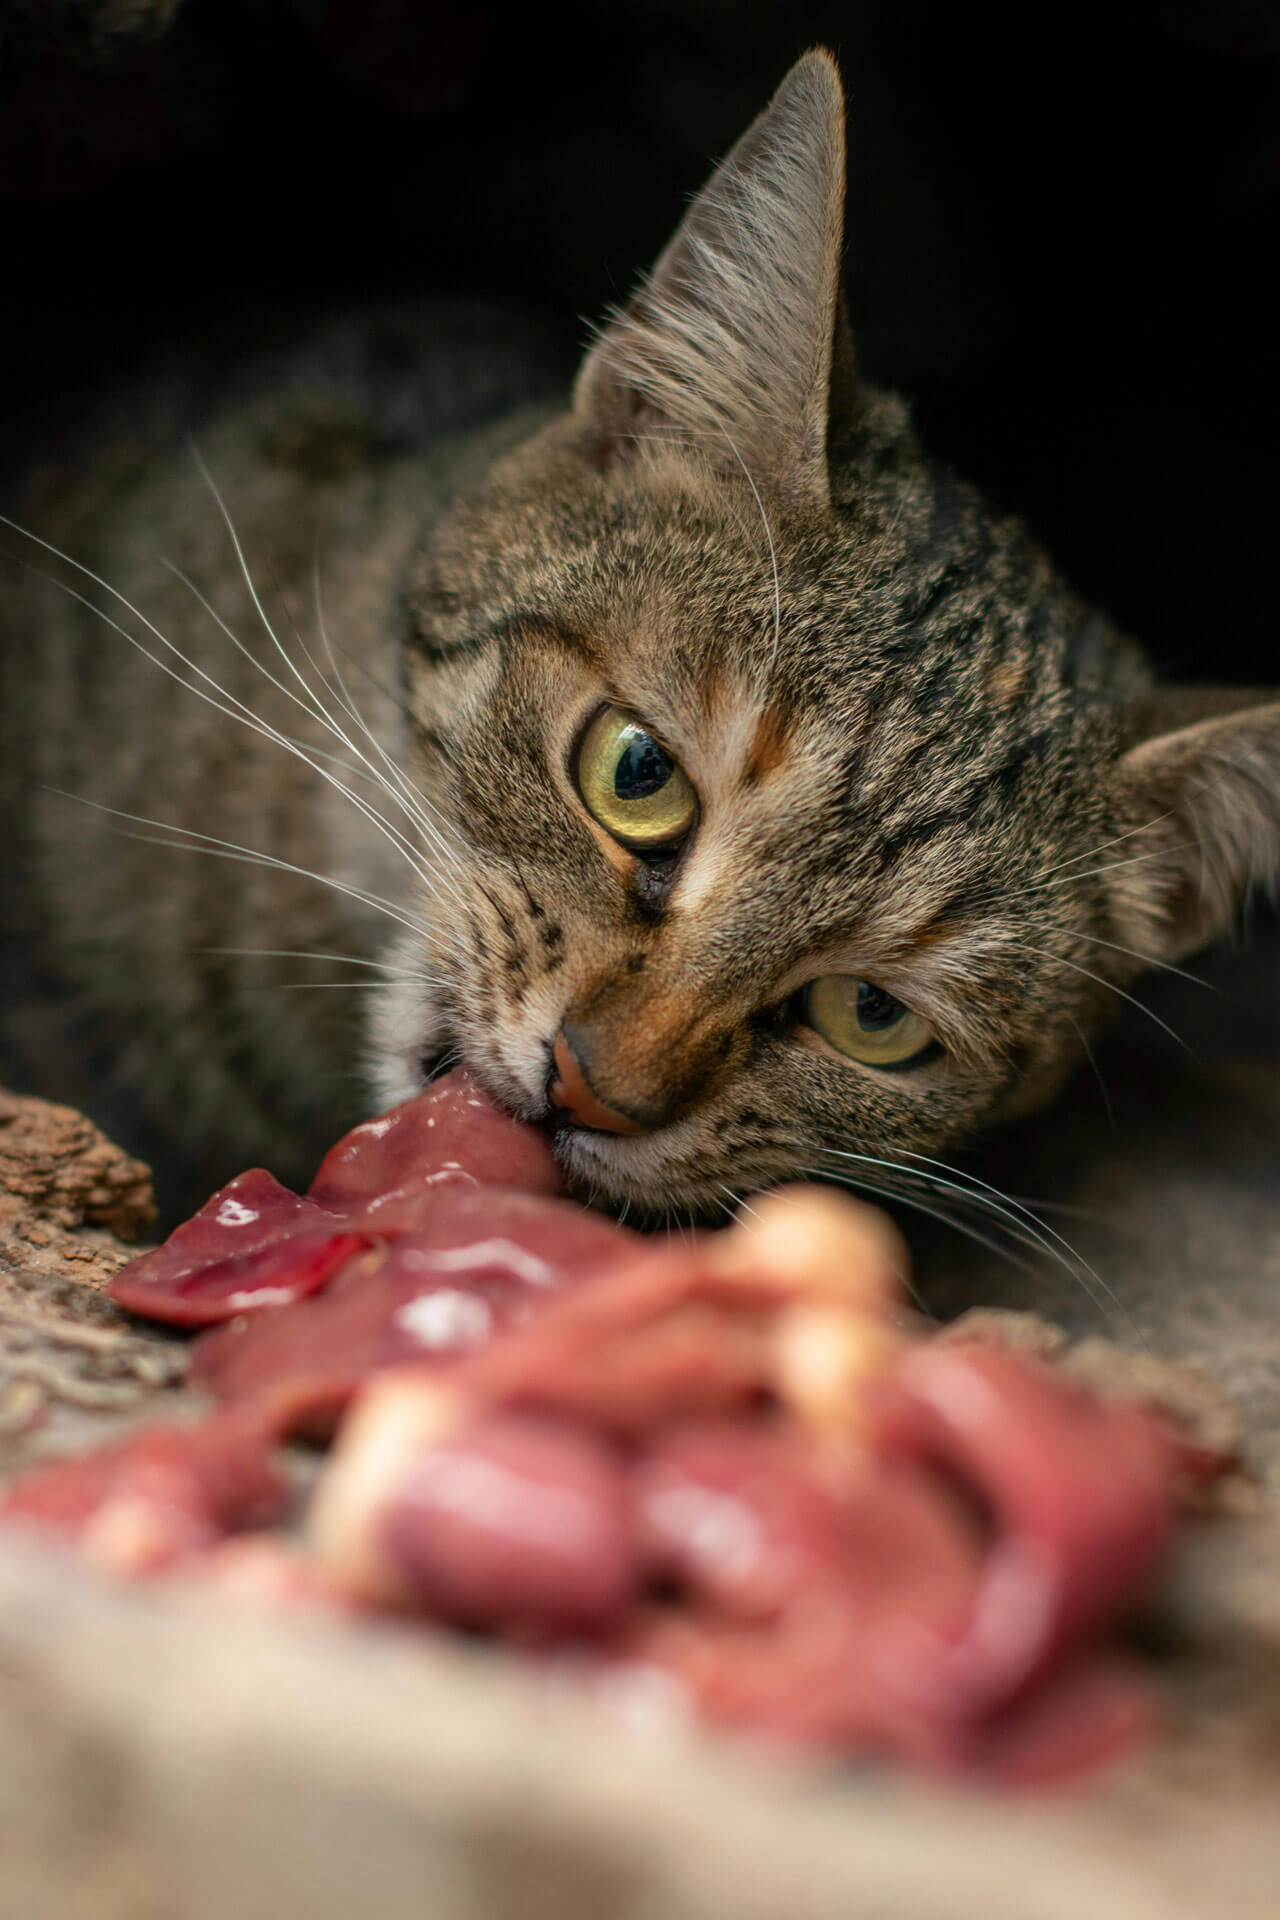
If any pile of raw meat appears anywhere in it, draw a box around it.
[0,1073,1225,1785]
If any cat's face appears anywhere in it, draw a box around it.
[371,50,1280,1219]
[373,404,1131,1217]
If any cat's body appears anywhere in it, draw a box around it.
[0,304,566,1204]
[4,52,1279,1228]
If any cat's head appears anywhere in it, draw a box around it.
[372,49,1280,1219]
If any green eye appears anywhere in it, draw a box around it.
[575,706,698,851]
[803,976,937,1069]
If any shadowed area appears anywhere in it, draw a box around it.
[913,916,1280,1486]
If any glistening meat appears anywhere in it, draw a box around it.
[0,1071,1229,1786]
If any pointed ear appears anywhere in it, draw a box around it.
[573,48,848,509]
[1112,689,1280,961]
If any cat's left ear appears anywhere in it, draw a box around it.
[573,48,850,509]
[1110,690,1280,961]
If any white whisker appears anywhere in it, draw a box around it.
[161,552,460,911]
[1063,926,1217,992]
[1,517,465,948]
[265,980,447,992]
[813,1142,1141,1341]
[1007,939,1194,1057]
[1026,814,1173,887]
[197,945,418,976]
[1027,841,1200,895]
[896,1146,1142,1342]
[1065,1010,1117,1137]
[308,549,470,880]
[48,789,439,946]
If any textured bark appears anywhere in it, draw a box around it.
[0,1087,184,1469]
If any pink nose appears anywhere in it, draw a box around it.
[549,1031,640,1135]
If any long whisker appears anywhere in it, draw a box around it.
[296,546,465,873]
[813,1142,1141,1342]
[1025,841,1201,895]
[309,547,469,879]
[807,1165,1021,1303]
[1062,926,1217,992]
[959,842,1204,927]
[1065,1010,1117,1137]
[1002,1194,1120,1225]
[896,1146,1143,1342]
[1026,814,1174,887]
[1,521,461,941]
[265,980,448,992]
[177,454,470,899]
[1006,939,1195,1056]
[818,1148,1060,1271]
[160,555,459,908]
[187,441,340,725]
[197,946,417,975]
[50,789,440,946]
[0,526,347,780]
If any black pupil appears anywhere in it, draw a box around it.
[856,982,903,1032]
[614,731,673,802]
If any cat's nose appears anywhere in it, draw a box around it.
[549,1028,642,1135]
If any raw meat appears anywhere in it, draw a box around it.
[108,1070,564,1328]
[191,1187,640,1436]
[3,1078,1226,1789]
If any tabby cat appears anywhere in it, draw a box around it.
[3,49,1279,1226]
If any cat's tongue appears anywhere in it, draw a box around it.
[109,1070,562,1327]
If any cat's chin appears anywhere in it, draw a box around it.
[550,1123,739,1226]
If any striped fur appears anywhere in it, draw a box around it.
[3,54,1279,1222]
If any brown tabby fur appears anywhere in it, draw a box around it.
[3,51,1280,1225]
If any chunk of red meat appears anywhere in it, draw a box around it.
[940,1652,1156,1789]
[626,1425,982,1755]
[622,1404,1168,1781]
[108,1168,369,1327]
[0,1415,284,1576]
[309,1068,560,1218]
[635,1423,980,1631]
[24,1085,1201,1793]
[191,1187,642,1436]
[868,1342,1178,1716]
[381,1412,638,1632]
[109,1070,564,1330]
[434,1240,776,1434]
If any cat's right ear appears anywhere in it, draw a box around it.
[573,49,850,510]
[1110,690,1280,962]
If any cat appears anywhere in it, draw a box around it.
[3,47,1279,1234]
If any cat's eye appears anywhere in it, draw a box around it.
[802,976,937,1070]
[575,705,698,851]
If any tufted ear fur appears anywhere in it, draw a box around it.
[1110,690,1280,961]
[573,48,849,509]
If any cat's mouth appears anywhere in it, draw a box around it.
[423,1027,714,1218]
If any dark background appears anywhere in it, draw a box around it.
[1,0,1276,682]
